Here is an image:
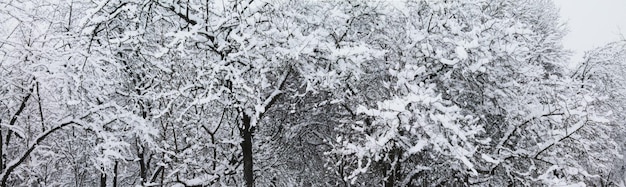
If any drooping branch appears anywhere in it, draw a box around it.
[534,118,587,159]
[496,111,564,151]
[0,120,78,186]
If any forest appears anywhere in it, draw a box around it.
[0,0,625,186]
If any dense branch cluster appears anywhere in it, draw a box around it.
[0,0,624,186]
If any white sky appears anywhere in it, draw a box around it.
[553,0,626,62]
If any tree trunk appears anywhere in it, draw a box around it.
[384,148,401,187]
[237,69,289,187]
[137,144,147,185]
[240,114,254,187]
[113,161,118,187]
[99,171,106,187]
[0,127,3,172]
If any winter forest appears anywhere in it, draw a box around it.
[1,0,626,186]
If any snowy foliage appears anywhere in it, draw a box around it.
[0,0,623,186]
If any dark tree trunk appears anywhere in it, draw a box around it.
[384,148,401,187]
[0,127,3,172]
[240,114,254,187]
[99,171,107,187]
[237,69,289,187]
[113,161,118,187]
[384,173,395,187]
[138,146,147,184]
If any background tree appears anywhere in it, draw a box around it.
[571,40,626,186]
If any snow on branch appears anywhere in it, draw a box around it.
[250,67,291,127]
[533,118,587,159]
[0,120,80,186]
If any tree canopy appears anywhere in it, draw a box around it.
[0,0,624,186]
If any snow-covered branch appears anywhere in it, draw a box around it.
[250,67,291,127]
[0,120,79,186]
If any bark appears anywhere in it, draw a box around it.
[137,140,147,184]
[239,68,290,187]
[0,127,3,172]
[113,161,118,187]
[241,114,254,187]
[99,171,106,187]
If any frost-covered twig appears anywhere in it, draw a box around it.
[0,120,79,186]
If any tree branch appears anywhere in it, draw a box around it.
[534,118,586,159]
[496,112,564,151]
[153,1,198,25]
[248,67,291,128]
[0,121,78,186]
[6,84,34,143]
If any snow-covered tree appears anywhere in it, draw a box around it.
[0,0,624,186]
[328,0,620,186]
[571,40,626,186]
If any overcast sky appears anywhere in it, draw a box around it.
[553,0,626,62]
